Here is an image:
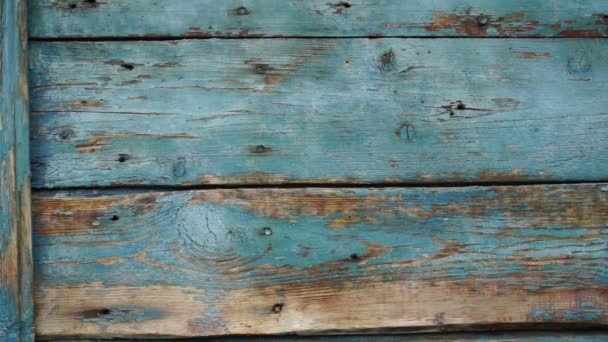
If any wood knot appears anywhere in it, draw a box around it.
[396,123,415,143]
[173,158,186,178]
[58,128,75,141]
[376,48,397,73]
[175,204,256,264]
[567,52,592,75]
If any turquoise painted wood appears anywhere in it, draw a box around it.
[33,184,608,337]
[28,0,608,38]
[0,0,34,341]
[29,39,608,188]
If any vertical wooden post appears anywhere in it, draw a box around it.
[0,0,33,341]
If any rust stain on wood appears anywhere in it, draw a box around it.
[425,11,541,37]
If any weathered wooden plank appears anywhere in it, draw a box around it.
[0,0,34,341]
[28,0,608,38]
[46,331,608,342]
[33,184,608,338]
[29,39,608,188]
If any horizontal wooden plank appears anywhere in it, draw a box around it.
[28,0,608,38]
[33,184,608,338]
[46,331,608,342]
[29,39,608,188]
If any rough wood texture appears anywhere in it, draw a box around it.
[46,331,608,342]
[0,0,34,341]
[29,39,608,188]
[28,0,608,38]
[33,184,608,338]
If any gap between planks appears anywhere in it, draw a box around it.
[28,36,608,42]
[31,179,608,193]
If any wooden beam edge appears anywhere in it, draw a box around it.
[1,0,34,341]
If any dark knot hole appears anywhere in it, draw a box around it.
[272,304,283,313]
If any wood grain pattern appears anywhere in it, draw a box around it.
[47,331,608,342]
[29,39,608,188]
[0,0,34,341]
[33,184,608,338]
[28,0,608,38]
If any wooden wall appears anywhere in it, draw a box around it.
[27,0,608,340]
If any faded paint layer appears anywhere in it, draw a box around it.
[28,0,608,38]
[29,39,608,188]
[33,184,608,338]
[0,0,34,341]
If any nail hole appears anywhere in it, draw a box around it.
[336,1,351,8]
[272,304,283,313]
[344,60,351,64]
[263,227,273,236]
[111,215,120,221]
[117,154,130,163]
[253,64,273,74]
[256,145,266,153]
[349,253,359,260]
[121,63,135,71]
[233,6,250,15]
[69,3,77,9]
[456,102,466,110]
[84,0,96,4]
[98,308,111,315]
